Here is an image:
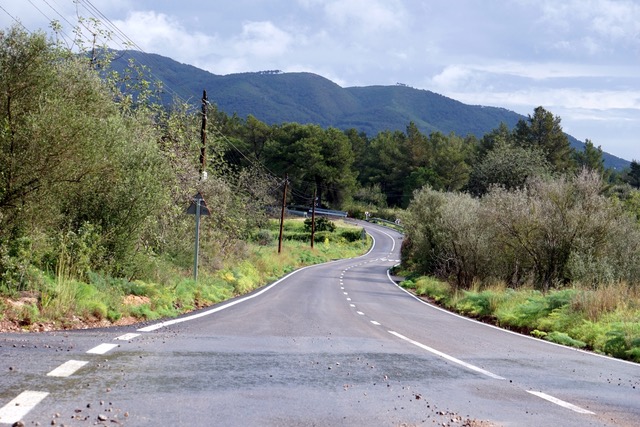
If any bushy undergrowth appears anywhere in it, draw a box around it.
[403,171,640,291]
[404,276,640,363]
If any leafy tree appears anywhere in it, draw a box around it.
[344,127,369,174]
[475,122,514,161]
[514,106,575,172]
[357,130,407,207]
[0,26,176,280]
[624,160,640,189]
[574,139,605,175]
[237,114,271,161]
[467,145,550,196]
[0,27,62,224]
[263,123,356,207]
[428,132,473,193]
[304,216,336,232]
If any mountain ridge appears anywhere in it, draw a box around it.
[111,50,629,170]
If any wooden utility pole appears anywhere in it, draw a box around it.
[278,174,288,253]
[199,90,208,180]
[311,188,316,249]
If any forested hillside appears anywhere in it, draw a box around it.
[109,50,629,170]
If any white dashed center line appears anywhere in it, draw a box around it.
[86,343,119,355]
[46,360,88,377]
[527,391,595,414]
[388,330,505,380]
[0,391,49,424]
[115,333,140,341]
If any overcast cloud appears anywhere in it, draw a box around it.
[1,0,638,161]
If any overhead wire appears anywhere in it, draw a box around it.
[14,0,321,205]
[74,1,304,199]
[38,0,75,45]
[0,5,30,32]
[72,0,190,104]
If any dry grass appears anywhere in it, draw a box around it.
[570,282,638,321]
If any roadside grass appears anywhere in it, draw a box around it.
[401,277,640,363]
[2,218,368,330]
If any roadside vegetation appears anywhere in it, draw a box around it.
[400,277,640,363]
[399,171,640,362]
[2,217,368,330]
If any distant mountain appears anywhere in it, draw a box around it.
[110,50,629,170]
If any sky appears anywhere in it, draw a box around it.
[1,0,639,161]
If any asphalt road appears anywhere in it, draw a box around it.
[1,222,638,426]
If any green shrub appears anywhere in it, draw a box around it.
[400,279,415,290]
[17,303,40,326]
[546,289,575,310]
[455,290,502,318]
[496,293,546,329]
[339,228,364,242]
[536,307,583,333]
[304,217,336,232]
[414,276,450,303]
[569,320,609,349]
[626,339,640,362]
[174,279,197,310]
[530,329,547,338]
[107,310,121,322]
[77,300,108,320]
[253,229,273,246]
[544,331,586,348]
[129,304,159,320]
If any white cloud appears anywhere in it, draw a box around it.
[431,65,475,89]
[325,0,405,30]
[111,11,215,64]
[234,21,293,57]
[298,0,407,35]
[444,87,640,112]
[538,0,640,55]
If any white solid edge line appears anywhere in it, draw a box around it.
[138,225,380,333]
[388,330,505,380]
[46,360,88,377]
[115,333,140,341]
[86,343,119,355]
[385,269,640,367]
[527,391,595,415]
[0,390,49,424]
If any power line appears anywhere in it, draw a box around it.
[38,0,74,46]
[11,0,319,203]
[26,0,54,28]
[0,5,29,32]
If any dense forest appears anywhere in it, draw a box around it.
[2,25,640,305]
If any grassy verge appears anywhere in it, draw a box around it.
[400,275,640,363]
[1,218,369,331]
